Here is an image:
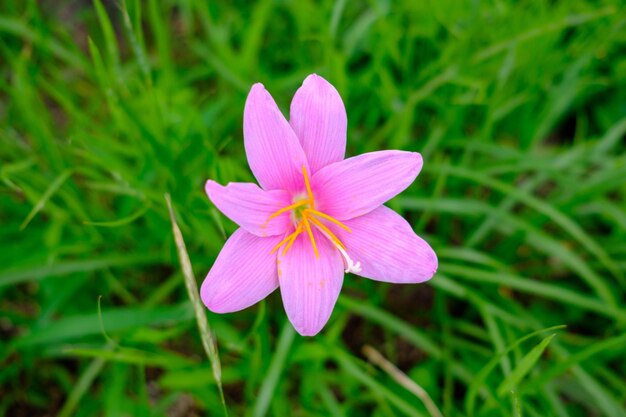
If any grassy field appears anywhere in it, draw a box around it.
[2,0,626,416]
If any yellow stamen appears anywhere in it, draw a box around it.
[282,223,303,256]
[266,199,309,222]
[302,216,319,258]
[264,165,354,259]
[306,208,351,232]
[308,216,346,249]
[271,226,303,254]
[302,165,314,207]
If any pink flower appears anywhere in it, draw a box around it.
[201,74,437,336]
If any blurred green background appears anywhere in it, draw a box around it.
[2,0,626,416]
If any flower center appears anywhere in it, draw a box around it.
[289,194,312,223]
[266,166,361,273]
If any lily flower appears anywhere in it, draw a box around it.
[201,74,437,336]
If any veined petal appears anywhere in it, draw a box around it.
[312,150,423,220]
[290,74,347,173]
[244,83,309,192]
[205,180,292,237]
[278,228,344,336]
[335,206,437,283]
[201,229,281,313]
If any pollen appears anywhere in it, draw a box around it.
[268,165,353,261]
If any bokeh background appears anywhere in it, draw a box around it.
[2,0,626,416]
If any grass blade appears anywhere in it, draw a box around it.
[252,321,296,417]
[20,169,72,230]
[497,333,556,397]
[363,345,443,417]
[56,353,109,417]
[165,194,227,416]
[465,326,565,416]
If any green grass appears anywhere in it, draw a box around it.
[1,0,626,416]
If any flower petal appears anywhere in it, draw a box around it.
[335,206,437,283]
[312,150,423,220]
[278,228,344,336]
[244,83,309,192]
[201,228,281,313]
[205,180,292,237]
[290,74,347,173]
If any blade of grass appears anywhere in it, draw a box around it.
[20,169,72,230]
[433,164,623,289]
[252,320,296,417]
[439,263,625,320]
[521,332,626,394]
[15,303,193,347]
[497,333,556,397]
[56,350,109,417]
[165,194,227,416]
[473,6,616,62]
[93,0,122,84]
[465,325,566,416]
[363,345,443,417]
[0,253,160,288]
[335,348,426,417]
[83,202,152,227]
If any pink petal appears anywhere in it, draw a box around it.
[201,228,281,313]
[277,228,344,336]
[312,150,423,220]
[244,83,309,192]
[205,180,292,237]
[290,74,347,173]
[335,206,437,283]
